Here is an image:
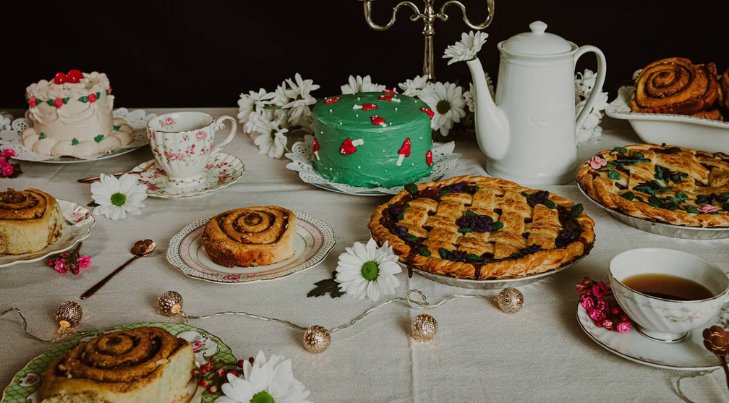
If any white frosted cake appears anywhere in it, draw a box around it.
[22,70,132,158]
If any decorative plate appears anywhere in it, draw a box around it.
[0,108,156,163]
[1,322,236,403]
[606,86,729,154]
[0,200,95,268]
[167,211,335,284]
[577,183,729,240]
[285,137,461,196]
[577,304,726,371]
[135,152,245,199]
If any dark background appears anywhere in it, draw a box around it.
[1,0,727,108]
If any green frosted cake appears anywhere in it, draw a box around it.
[311,91,434,188]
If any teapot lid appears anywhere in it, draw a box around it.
[500,21,572,55]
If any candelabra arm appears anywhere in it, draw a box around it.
[361,0,423,31]
[438,0,495,29]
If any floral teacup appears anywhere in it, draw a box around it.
[147,112,237,189]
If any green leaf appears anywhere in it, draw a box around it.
[467,254,482,262]
[633,184,656,195]
[46,99,54,106]
[38,132,46,140]
[685,206,700,214]
[71,138,79,146]
[307,271,345,298]
[612,146,628,154]
[621,192,635,201]
[654,165,666,180]
[675,191,688,202]
[397,213,404,221]
[62,97,69,104]
[78,96,88,103]
[648,195,661,206]
[459,227,474,234]
[491,221,504,231]
[438,248,450,259]
[112,124,121,131]
[571,203,584,217]
[465,210,477,217]
[605,163,617,169]
[607,170,621,180]
[403,235,420,242]
[404,183,419,195]
[95,92,101,98]
[543,200,557,209]
[94,134,104,143]
[418,246,431,257]
[633,152,644,159]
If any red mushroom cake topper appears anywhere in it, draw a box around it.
[396,138,411,166]
[339,138,364,155]
[370,115,387,128]
[425,150,433,166]
[312,137,320,160]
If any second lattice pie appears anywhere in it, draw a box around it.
[368,176,595,280]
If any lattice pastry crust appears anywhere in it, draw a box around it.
[368,176,595,280]
[577,144,729,227]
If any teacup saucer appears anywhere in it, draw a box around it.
[576,304,727,371]
[134,152,244,199]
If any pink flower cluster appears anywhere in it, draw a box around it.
[47,245,92,275]
[577,277,633,333]
[0,149,21,178]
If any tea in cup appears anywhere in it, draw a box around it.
[147,112,237,189]
[609,248,729,342]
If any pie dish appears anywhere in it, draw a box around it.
[576,144,729,227]
[368,176,595,280]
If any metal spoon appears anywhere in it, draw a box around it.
[80,239,156,300]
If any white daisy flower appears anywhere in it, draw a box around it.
[335,238,401,302]
[398,75,430,97]
[463,72,495,113]
[0,112,12,131]
[250,113,289,159]
[216,351,311,403]
[443,31,489,65]
[282,73,320,127]
[341,75,386,95]
[418,82,467,136]
[90,174,147,220]
[237,89,275,134]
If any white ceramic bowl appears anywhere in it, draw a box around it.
[609,248,729,342]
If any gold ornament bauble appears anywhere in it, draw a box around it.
[157,291,184,316]
[55,301,82,333]
[411,313,438,343]
[496,287,524,313]
[303,325,331,353]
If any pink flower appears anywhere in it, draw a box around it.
[581,278,593,286]
[616,321,632,333]
[589,308,606,322]
[699,204,721,214]
[595,298,608,312]
[576,283,587,291]
[580,297,594,310]
[591,282,609,298]
[54,259,67,274]
[601,319,614,330]
[76,255,91,269]
[610,307,620,315]
[3,149,15,158]
[196,131,207,140]
[589,155,608,169]
[0,163,14,177]
[191,340,204,353]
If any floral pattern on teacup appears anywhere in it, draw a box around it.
[177,330,219,363]
[18,373,40,387]
[159,116,175,127]
[195,131,208,140]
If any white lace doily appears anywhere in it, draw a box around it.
[0,108,156,163]
[285,135,460,195]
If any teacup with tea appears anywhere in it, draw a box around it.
[147,111,237,189]
[610,248,729,342]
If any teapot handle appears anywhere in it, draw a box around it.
[574,45,607,131]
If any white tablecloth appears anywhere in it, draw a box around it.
[1,108,727,402]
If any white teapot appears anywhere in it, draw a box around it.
[465,21,606,185]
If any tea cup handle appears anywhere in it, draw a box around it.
[574,45,607,131]
[210,115,237,158]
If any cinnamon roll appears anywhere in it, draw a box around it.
[0,188,63,255]
[40,326,195,403]
[631,57,719,115]
[202,206,297,267]
[721,67,729,110]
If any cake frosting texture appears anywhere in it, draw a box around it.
[312,92,433,188]
[22,71,132,158]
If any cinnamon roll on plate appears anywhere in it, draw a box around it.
[0,188,63,255]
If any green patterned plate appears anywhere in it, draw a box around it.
[1,322,236,403]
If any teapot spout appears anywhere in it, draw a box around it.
[465,59,510,160]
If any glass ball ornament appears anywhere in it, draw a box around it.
[411,313,438,343]
[157,291,184,317]
[303,325,331,353]
[496,287,524,313]
[55,301,82,333]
